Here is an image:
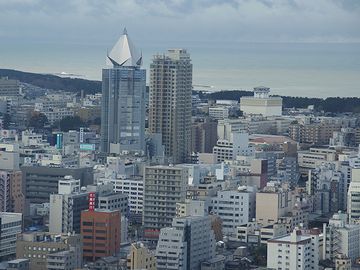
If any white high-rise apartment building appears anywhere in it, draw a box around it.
[143,165,188,239]
[149,49,192,164]
[156,216,216,270]
[100,29,146,155]
[267,228,321,270]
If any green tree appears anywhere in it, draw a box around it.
[27,112,48,130]
[59,116,86,132]
[1,113,11,129]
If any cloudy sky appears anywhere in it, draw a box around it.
[1,0,360,45]
[1,0,360,97]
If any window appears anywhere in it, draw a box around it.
[82,221,93,226]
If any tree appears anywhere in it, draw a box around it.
[59,116,86,132]
[1,113,11,129]
[27,112,48,130]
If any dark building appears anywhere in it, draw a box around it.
[21,166,93,205]
[191,117,218,154]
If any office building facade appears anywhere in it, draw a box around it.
[100,29,146,155]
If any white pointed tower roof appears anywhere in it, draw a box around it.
[106,28,142,67]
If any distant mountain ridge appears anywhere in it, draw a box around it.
[0,69,101,94]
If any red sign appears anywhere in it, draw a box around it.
[89,192,95,211]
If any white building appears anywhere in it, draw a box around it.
[213,131,254,163]
[210,186,256,237]
[156,216,215,270]
[323,211,360,262]
[307,163,346,215]
[240,86,282,116]
[42,107,74,125]
[0,143,20,170]
[176,200,207,217]
[209,106,230,120]
[267,228,321,270]
[0,212,22,261]
[348,168,360,223]
[98,175,144,221]
[49,176,89,234]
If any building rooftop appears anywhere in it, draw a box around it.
[106,28,142,67]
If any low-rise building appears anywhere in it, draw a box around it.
[126,242,156,270]
[15,232,82,270]
[267,228,321,270]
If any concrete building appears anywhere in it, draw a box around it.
[98,191,128,214]
[149,49,192,164]
[100,29,146,155]
[323,211,360,262]
[21,165,93,204]
[240,87,282,116]
[0,77,21,97]
[200,255,225,270]
[99,175,143,222]
[255,182,310,233]
[15,232,82,270]
[156,216,216,270]
[335,254,351,270]
[0,212,22,261]
[208,106,230,120]
[49,177,89,234]
[143,165,188,239]
[267,228,321,270]
[209,186,256,237]
[81,209,121,262]
[213,132,254,162]
[47,249,80,270]
[308,163,345,215]
[0,259,29,270]
[0,143,20,170]
[191,117,217,154]
[236,220,287,245]
[289,121,341,145]
[0,170,11,212]
[256,184,292,227]
[176,200,207,217]
[42,107,74,126]
[347,168,360,223]
[126,242,156,270]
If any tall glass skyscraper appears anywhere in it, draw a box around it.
[100,29,146,155]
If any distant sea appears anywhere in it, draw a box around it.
[1,40,359,98]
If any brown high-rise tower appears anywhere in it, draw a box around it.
[149,49,192,164]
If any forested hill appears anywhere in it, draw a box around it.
[0,69,101,94]
[2,69,359,113]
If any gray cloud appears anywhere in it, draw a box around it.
[0,0,359,44]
